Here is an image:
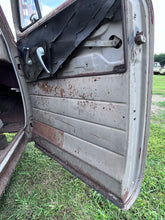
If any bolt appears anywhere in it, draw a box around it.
[135,31,146,45]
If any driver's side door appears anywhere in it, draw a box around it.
[8,0,154,210]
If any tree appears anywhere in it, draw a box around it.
[154,53,165,67]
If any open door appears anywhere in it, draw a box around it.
[0,7,32,196]
[9,0,154,210]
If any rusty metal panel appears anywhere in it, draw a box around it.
[0,133,27,197]
[26,0,153,210]
[29,74,128,103]
[33,121,64,148]
[33,121,125,181]
[32,108,127,156]
[34,135,123,202]
[31,95,128,130]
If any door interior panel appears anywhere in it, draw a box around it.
[18,0,154,210]
[17,0,125,81]
[22,2,128,205]
[29,74,129,207]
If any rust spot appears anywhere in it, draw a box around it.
[54,86,66,98]
[149,0,154,24]
[94,77,101,82]
[79,94,87,100]
[69,85,73,90]
[38,82,53,94]
[122,190,129,202]
[89,102,97,110]
[139,147,141,159]
[90,133,100,139]
[60,88,65,97]
[74,149,80,154]
[33,121,64,148]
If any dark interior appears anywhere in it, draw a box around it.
[0,61,24,134]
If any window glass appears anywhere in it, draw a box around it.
[39,0,66,17]
[19,0,39,29]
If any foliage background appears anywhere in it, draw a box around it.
[154,53,165,66]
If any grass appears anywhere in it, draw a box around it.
[152,75,165,96]
[0,76,165,219]
[151,108,165,128]
[157,101,165,107]
[4,133,16,143]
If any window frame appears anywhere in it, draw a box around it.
[17,0,42,31]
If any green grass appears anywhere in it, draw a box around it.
[0,124,164,219]
[3,133,16,143]
[151,109,165,127]
[152,75,165,96]
[0,77,165,219]
[157,101,165,107]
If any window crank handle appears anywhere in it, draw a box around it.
[36,47,50,74]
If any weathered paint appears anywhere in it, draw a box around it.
[31,95,127,130]
[4,0,154,211]
[0,133,27,197]
[29,74,128,103]
[148,0,154,24]
[0,6,32,197]
[32,108,127,156]
[27,0,154,210]
[33,121,64,148]
[34,136,123,201]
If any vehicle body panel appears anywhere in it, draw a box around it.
[0,0,154,210]
[0,7,32,196]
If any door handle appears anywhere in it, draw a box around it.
[36,47,50,74]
